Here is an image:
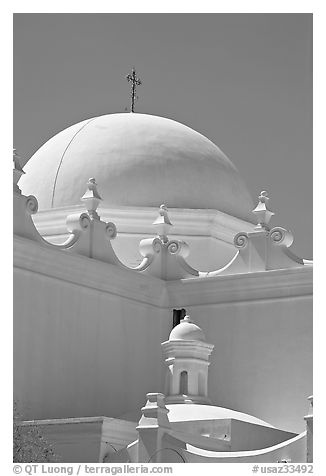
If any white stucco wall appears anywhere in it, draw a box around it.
[187,296,312,433]
[14,236,312,435]
[13,240,171,420]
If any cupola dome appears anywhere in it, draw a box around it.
[169,315,206,342]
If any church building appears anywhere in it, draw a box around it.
[13,98,313,462]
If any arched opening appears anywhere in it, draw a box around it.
[180,371,188,395]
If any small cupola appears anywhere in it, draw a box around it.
[161,315,214,405]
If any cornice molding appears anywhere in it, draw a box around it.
[166,266,313,307]
[19,416,106,426]
[14,236,312,309]
[14,236,168,308]
[32,205,255,245]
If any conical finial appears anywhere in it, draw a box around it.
[252,191,275,230]
[152,204,173,242]
[306,395,313,416]
[13,148,24,172]
[13,148,25,194]
[81,178,102,219]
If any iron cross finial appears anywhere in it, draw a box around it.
[126,67,142,113]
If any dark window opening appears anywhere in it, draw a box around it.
[173,308,186,328]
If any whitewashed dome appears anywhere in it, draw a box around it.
[20,113,254,220]
[169,315,206,342]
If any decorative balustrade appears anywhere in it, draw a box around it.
[202,191,306,277]
[13,150,309,279]
[13,151,125,266]
[135,204,199,280]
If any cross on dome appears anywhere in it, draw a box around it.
[126,67,142,113]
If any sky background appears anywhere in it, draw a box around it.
[13,13,312,258]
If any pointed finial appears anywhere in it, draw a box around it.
[252,191,275,230]
[81,178,102,219]
[307,395,313,415]
[13,148,25,194]
[181,315,192,323]
[126,67,142,113]
[13,148,24,172]
[158,204,172,223]
[153,204,173,242]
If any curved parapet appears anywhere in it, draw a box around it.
[14,149,49,243]
[13,163,127,267]
[267,227,304,269]
[136,205,199,280]
[62,209,126,266]
[182,431,307,463]
[13,190,45,243]
[14,160,311,279]
[118,430,307,463]
[200,192,310,278]
[159,429,307,463]
[58,178,126,266]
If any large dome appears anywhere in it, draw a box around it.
[20,113,254,221]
